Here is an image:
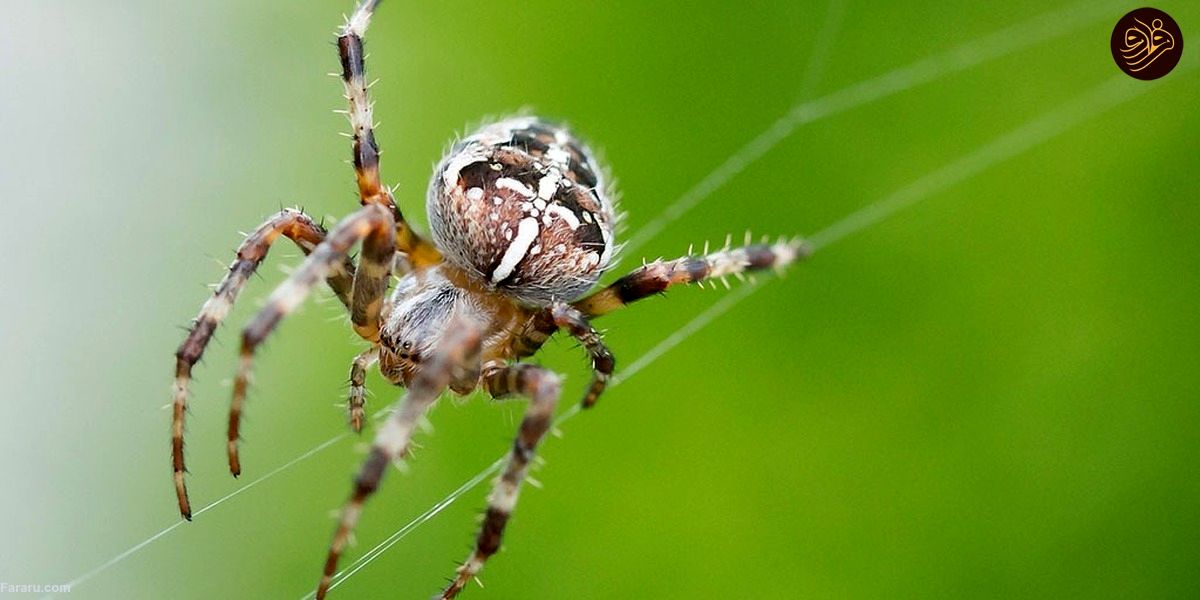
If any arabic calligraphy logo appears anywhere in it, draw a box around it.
[1111,8,1183,80]
[1121,17,1175,69]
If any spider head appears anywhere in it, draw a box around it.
[426,117,620,306]
[377,273,465,385]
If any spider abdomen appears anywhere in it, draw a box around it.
[428,117,617,306]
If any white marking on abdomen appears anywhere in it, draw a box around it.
[442,145,489,187]
[544,204,581,229]
[599,223,614,266]
[491,217,540,283]
[537,169,562,200]
[545,145,571,167]
[496,177,535,197]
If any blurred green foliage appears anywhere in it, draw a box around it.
[1,1,1197,598]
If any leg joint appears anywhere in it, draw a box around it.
[354,447,390,497]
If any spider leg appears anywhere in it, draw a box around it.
[316,319,482,599]
[337,0,440,267]
[441,361,563,599]
[572,237,813,318]
[510,311,556,359]
[504,239,810,389]
[347,347,379,433]
[550,302,614,408]
[228,203,394,477]
[349,200,394,344]
[340,191,397,431]
[172,208,355,520]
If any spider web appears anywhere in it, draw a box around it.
[313,71,1165,600]
[47,0,1155,596]
[618,0,1127,259]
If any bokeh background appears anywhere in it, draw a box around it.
[1,1,1197,598]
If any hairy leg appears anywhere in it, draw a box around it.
[172,208,354,520]
[337,0,440,267]
[510,311,556,359]
[228,204,393,477]
[347,347,379,433]
[500,239,807,413]
[551,302,614,408]
[317,320,482,599]
[441,362,562,599]
[349,204,394,343]
[573,238,811,318]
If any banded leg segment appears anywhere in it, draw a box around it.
[511,311,556,360]
[573,238,811,318]
[337,0,385,206]
[349,205,394,342]
[228,204,394,477]
[337,1,440,267]
[171,208,354,520]
[347,347,379,433]
[316,322,482,600]
[551,302,614,408]
[441,363,563,599]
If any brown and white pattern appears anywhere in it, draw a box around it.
[168,0,811,597]
[227,203,394,478]
[428,117,619,306]
[336,0,441,268]
[441,361,562,599]
[172,208,353,519]
[551,302,614,407]
[346,346,379,433]
[573,238,811,318]
[318,320,483,599]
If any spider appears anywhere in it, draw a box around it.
[170,1,810,597]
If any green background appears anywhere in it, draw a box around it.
[1,0,1197,598]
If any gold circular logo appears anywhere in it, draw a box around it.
[1111,7,1184,80]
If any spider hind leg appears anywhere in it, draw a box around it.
[441,362,563,599]
[317,320,483,599]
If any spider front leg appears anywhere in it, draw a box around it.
[172,208,354,520]
[337,0,440,267]
[441,362,563,599]
[227,203,395,477]
[573,238,813,318]
[317,320,483,599]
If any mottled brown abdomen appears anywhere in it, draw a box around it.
[427,117,617,306]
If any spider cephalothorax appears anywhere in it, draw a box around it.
[169,1,808,598]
